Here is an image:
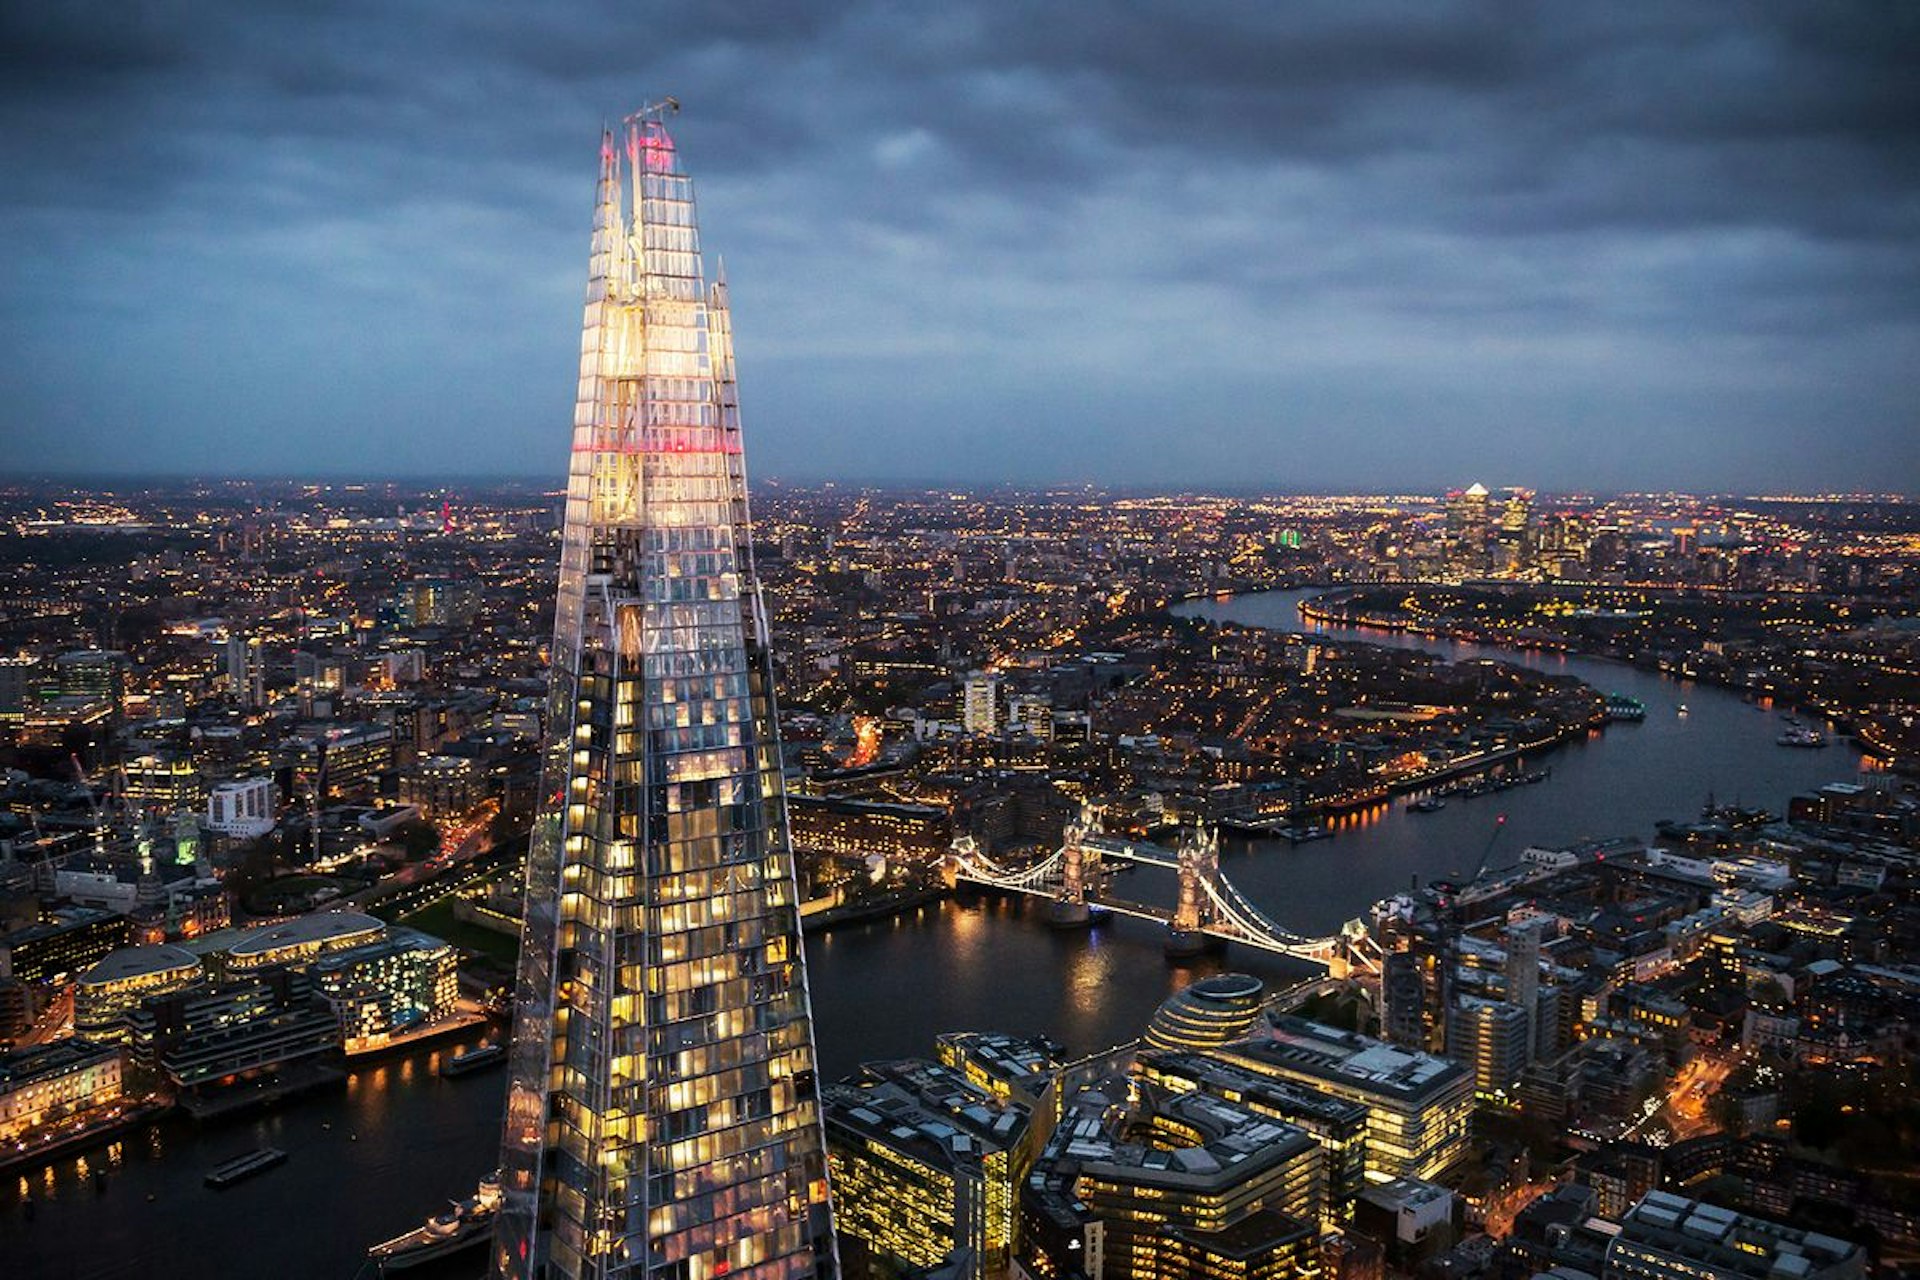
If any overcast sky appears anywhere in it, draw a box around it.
[3,2,1916,493]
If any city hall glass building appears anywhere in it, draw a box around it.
[493,106,837,1280]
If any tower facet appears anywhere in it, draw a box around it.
[493,105,837,1280]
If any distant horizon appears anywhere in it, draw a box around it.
[1,469,1913,503]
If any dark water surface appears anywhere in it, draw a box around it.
[1,588,1867,1278]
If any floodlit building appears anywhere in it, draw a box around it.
[207,777,276,839]
[0,1039,124,1141]
[490,106,836,1280]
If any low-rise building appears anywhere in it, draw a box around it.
[1603,1190,1864,1280]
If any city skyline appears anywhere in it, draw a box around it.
[4,4,1917,492]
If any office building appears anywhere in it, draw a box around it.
[1009,694,1054,743]
[1216,1016,1472,1181]
[122,753,202,811]
[1503,916,1544,1062]
[1352,1179,1460,1270]
[490,106,835,1280]
[290,722,394,800]
[74,943,206,1041]
[126,967,339,1094]
[1136,1049,1368,1223]
[55,648,128,716]
[225,911,386,973]
[404,577,481,628]
[1022,1085,1324,1280]
[823,1060,1029,1280]
[0,655,40,734]
[310,927,459,1053]
[400,754,488,819]
[1380,930,1450,1054]
[0,908,132,986]
[934,1031,1066,1113]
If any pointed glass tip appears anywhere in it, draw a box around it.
[623,100,681,175]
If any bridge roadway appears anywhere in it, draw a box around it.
[945,823,1381,978]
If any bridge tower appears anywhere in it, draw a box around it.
[1048,803,1101,928]
[1167,825,1226,957]
[941,835,976,890]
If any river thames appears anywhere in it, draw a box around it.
[0,588,1870,1279]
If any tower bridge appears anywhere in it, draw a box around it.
[946,806,1383,979]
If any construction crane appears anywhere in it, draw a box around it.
[69,752,109,856]
[1465,813,1509,884]
[1429,813,1509,904]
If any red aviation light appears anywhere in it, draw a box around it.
[629,122,677,173]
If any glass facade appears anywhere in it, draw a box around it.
[493,108,836,1280]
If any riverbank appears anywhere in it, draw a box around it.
[1296,589,1903,767]
[0,1101,169,1179]
[801,886,945,933]
[1174,587,1609,822]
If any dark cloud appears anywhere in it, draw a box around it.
[1,1,1916,491]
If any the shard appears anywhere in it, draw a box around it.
[493,104,838,1280]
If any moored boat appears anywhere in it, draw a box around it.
[204,1147,286,1189]
[439,1043,507,1078]
[368,1172,503,1273]
[1605,695,1646,722]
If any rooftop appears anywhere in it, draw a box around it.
[1223,1014,1470,1103]
[78,944,202,987]
[229,911,384,960]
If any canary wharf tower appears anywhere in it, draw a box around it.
[494,105,837,1280]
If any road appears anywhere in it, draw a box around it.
[1623,1047,1742,1144]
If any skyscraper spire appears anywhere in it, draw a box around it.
[493,107,837,1280]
